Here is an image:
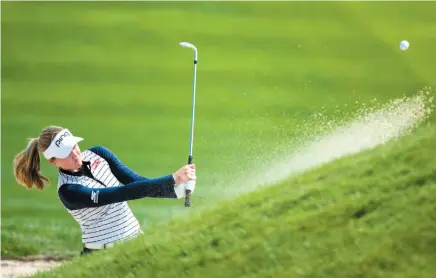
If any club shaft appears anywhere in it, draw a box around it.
[185,48,197,208]
[189,59,197,157]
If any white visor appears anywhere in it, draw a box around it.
[42,129,84,159]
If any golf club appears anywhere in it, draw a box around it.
[179,41,198,207]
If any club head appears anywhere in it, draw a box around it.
[179,42,197,51]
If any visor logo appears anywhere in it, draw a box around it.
[55,131,71,147]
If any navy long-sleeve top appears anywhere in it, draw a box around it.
[58,146,177,210]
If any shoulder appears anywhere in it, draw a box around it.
[86,146,117,158]
[86,146,121,164]
[87,145,112,155]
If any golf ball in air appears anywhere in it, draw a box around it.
[400,40,409,51]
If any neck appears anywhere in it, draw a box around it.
[60,162,84,174]
[59,161,90,176]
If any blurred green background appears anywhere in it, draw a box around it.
[1,1,435,258]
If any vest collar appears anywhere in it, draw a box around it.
[59,161,91,176]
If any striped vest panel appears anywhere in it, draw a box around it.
[57,149,141,245]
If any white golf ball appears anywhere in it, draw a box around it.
[400,40,409,51]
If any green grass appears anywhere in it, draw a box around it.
[34,116,436,278]
[1,0,436,269]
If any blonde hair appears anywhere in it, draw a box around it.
[13,126,64,190]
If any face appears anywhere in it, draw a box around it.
[49,144,82,171]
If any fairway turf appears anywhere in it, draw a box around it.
[1,0,436,267]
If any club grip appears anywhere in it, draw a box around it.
[184,189,191,207]
[185,155,193,207]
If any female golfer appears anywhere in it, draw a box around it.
[13,125,196,255]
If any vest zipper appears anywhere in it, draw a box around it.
[84,164,107,187]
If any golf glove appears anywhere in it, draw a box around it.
[174,179,196,199]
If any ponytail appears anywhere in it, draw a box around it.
[13,138,50,190]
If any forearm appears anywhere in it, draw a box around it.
[111,175,177,201]
[59,175,177,210]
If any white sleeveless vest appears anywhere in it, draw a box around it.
[57,149,142,245]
